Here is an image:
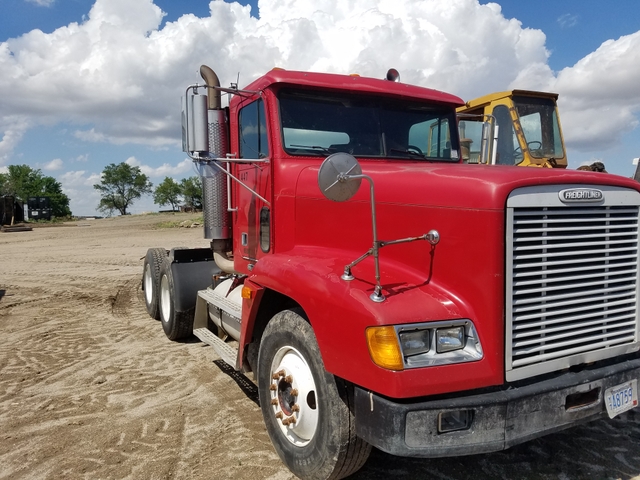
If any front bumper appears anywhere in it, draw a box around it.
[354,357,640,457]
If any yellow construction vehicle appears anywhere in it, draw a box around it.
[457,90,567,168]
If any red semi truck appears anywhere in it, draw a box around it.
[142,65,640,479]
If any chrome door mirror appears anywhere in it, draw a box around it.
[318,153,363,202]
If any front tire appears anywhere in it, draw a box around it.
[257,309,371,479]
[142,248,167,320]
[158,258,194,340]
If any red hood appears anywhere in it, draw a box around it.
[294,162,640,210]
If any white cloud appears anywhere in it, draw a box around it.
[58,169,104,216]
[0,166,8,174]
[74,129,107,143]
[42,158,63,171]
[74,127,176,147]
[59,169,101,187]
[25,0,55,6]
[0,0,638,176]
[557,14,578,29]
[125,156,194,178]
[0,0,551,158]
[508,30,640,152]
[0,116,30,166]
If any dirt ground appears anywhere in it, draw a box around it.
[1,213,639,480]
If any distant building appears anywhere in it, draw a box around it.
[0,196,25,225]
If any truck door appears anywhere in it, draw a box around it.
[233,98,272,272]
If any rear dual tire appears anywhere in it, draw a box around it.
[159,257,194,340]
[142,248,167,320]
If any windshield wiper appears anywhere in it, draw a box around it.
[388,148,425,159]
[290,144,335,155]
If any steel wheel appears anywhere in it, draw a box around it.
[143,263,154,305]
[258,309,371,479]
[159,272,171,325]
[268,345,319,446]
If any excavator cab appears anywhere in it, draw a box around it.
[457,90,567,168]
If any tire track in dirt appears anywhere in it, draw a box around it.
[1,266,291,478]
[110,278,140,318]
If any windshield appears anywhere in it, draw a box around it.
[513,95,564,159]
[278,89,460,161]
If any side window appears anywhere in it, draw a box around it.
[519,111,542,145]
[458,119,483,163]
[239,99,269,158]
[259,207,270,253]
[410,118,453,159]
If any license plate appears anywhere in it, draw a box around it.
[605,379,639,419]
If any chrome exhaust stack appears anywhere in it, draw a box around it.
[197,65,230,242]
[182,65,233,271]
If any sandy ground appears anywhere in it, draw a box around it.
[1,213,639,480]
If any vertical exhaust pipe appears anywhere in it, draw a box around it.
[197,65,230,250]
[200,65,222,110]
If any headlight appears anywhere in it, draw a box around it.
[436,326,464,353]
[399,329,430,356]
[398,320,483,369]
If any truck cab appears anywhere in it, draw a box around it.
[142,67,640,480]
[228,70,462,274]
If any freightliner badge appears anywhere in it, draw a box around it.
[559,188,604,203]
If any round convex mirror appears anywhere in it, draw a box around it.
[317,153,363,202]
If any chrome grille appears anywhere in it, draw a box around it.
[506,186,640,381]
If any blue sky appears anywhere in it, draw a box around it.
[1,0,640,216]
[495,1,640,71]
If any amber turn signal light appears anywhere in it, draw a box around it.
[365,326,404,371]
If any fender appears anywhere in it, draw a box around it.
[169,248,220,312]
[237,278,265,370]
[244,245,503,398]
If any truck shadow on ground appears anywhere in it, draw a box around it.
[213,359,260,406]
[351,409,640,479]
[211,357,640,479]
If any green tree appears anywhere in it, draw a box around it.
[0,172,10,196]
[180,176,203,210]
[0,164,71,217]
[153,177,182,211]
[94,163,152,216]
[38,176,72,217]
[0,171,14,196]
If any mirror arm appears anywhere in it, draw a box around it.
[339,173,384,302]
[341,248,373,280]
[380,233,436,247]
[318,153,441,303]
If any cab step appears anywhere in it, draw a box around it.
[193,327,238,368]
[197,288,241,320]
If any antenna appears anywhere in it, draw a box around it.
[231,72,240,90]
